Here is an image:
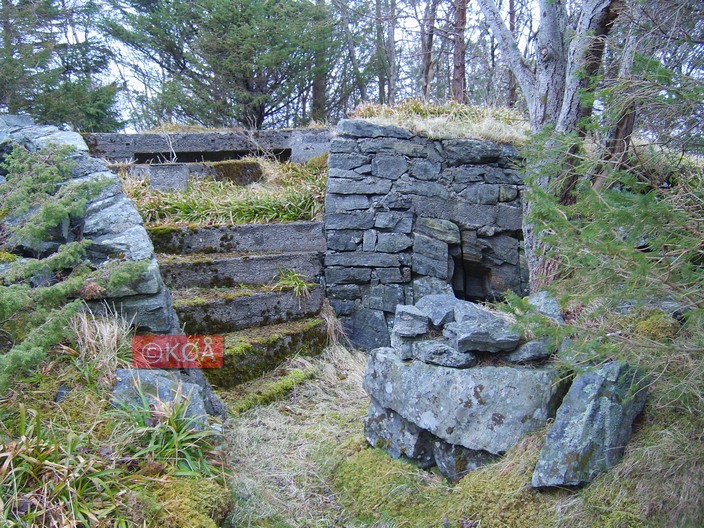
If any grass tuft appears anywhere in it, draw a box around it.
[121,155,327,226]
[352,100,530,144]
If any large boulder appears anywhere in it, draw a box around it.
[363,348,568,454]
[532,361,647,487]
[112,368,208,429]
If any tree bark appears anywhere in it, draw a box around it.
[419,0,440,101]
[375,0,387,103]
[385,0,398,105]
[337,1,368,101]
[311,0,327,122]
[451,0,467,103]
[507,0,517,107]
[476,0,624,290]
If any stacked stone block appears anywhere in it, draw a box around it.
[324,119,529,349]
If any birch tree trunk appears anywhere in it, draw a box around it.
[419,0,441,101]
[476,0,625,290]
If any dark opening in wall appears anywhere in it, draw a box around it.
[133,148,292,164]
[452,255,491,301]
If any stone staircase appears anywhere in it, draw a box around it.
[148,221,328,395]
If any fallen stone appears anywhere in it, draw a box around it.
[363,349,568,454]
[532,361,647,488]
[415,294,459,326]
[501,338,553,364]
[365,397,435,468]
[433,439,497,482]
[444,302,521,353]
[393,305,429,337]
[413,339,477,368]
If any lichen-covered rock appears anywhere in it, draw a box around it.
[365,397,435,468]
[363,348,568,454]
[432,439,497,482]
[532,361,647,488]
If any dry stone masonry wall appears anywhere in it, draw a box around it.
[324,119,528,350]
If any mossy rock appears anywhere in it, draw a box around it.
[149,477,232,528]
[146,225,184,253]
[206,159,263,185]
[0,251,18,263]
[204,318,326,389]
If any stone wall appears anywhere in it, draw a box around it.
[324,119,529,350]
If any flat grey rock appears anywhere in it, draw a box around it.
[415,294,459,326]
[392,305,429,337]
[501,338,553,364]
[363,349,568,454]
[527,291,564,324]
[444,302,520,353]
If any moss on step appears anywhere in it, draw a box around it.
[204,318,326,389]
[205,159,263,185]
[171,285,268,307]
[220,366,315,415]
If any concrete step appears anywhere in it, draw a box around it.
[147,221,325,255]
[158,251,323,290]
[204,318,326,391]
[172,285,325,334]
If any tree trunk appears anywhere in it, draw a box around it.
[476,0,624,289]
[375,0,387,103]
[311,0,327,122]
[507,0,517,107]
[451,0,467,103]
[338,1,368,101]
[419,0,440,101]
[385,0,398,105]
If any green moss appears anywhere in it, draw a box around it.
[0,251,18,263]
[223,367,315,414]
[150,477,232,528]
[633,311,680,341]
[204,319,326,389]
[331,435,558,528]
